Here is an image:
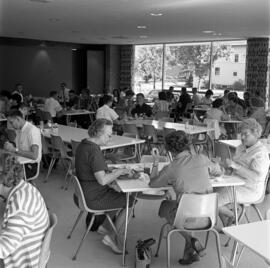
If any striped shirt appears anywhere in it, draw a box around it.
[0,180,49,268]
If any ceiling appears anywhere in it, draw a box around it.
[0,0,269,45]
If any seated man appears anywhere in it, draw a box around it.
[150,130,223,265]
[131,93,152,118]
[67,90,79,110]
[44,91,63,123]
[216,118,270,225]
[0,154,49,268]
[4,110,42,179]
[96,95,119,123]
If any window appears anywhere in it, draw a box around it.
[133,45,163,95]
[133,40,247,97]
[215,67,220,76]
[164,42,211,90]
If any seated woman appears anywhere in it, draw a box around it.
[150,131,223,265]
[217,118,270,225]
[75,119,134,254]
[152,91,171,119]
[0,154,49,268]
[200,89,213,106]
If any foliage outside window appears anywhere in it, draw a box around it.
[133,40,247,99]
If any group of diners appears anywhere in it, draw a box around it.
[0,82,269,266]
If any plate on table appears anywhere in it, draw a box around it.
[142,189,165,195]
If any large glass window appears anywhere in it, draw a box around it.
[164,42,211,90]
[133,40,247,100]
[210,40,247,98]
[133,44,163,96]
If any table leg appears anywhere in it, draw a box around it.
[137,144,142,161]
[122,192,130,266]
[66,115,70,125]
[230,186,239,265]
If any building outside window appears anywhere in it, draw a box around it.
[133,40,247,99]
[215,67,221,76]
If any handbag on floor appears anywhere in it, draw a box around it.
[135,238,155,268]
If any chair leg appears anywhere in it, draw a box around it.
[211,229,222,268]
[252,204,264,221]
[72,214,95,261]
[205,231,210,248]
[44,158,55,182]
[61,161,72,190]
[166,229,178,268]
[155,223,170,257]
[235,245,245,267]
[105,213,118,237]
[67,210,84,239]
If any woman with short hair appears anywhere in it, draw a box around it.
[150,130,223,265]
[0,154,49,268]
[217,118,270,224]
[75,119,133,254]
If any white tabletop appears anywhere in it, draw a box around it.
[220,139,270,153]
[223,220,270,263]
[62,109,95,116]
[193,107,210,111]
[220,120,242,124]
[112,163,244,193]
[125,119,213,135]
[42,125,145,150]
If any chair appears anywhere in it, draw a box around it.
[24,161,41,183]
[221,256,235,268]
[142,124,164,154]
[122,123,139,138]
[61,140,80,190]
[261,120,270,138]
[67,175,121,260]
[155,193,222,268]
[43,135,72,183]
[204,118,221,140]
[38,213,58,268]
[213,140,232,166]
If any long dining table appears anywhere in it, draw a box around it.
[41,124,145,156]
[124,119,213,135]
[109,162,245,266]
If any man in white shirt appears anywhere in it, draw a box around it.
[96,95,119,122]
[192,87,201,107]
[44,91,63,122]
[4,110,42,179]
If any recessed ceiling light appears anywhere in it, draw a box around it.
[72,49,77,51]
[140,35,148,38]
[150,13,163,16]
[202,30,214,34]
[30,0,53,3]
[137,26,147,29]
[212,32,217,36]
[218,33,222,36]
[49,18,60,23]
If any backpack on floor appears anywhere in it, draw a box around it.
[135,238,155,268]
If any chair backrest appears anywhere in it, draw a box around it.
[25,161,41,182]
[51,135,68,158]
[173,193,218,231]
[142,124,158,139]
[159,117,174,123]
[140,155,168,163]
[213,141,231,166]
[122,123,139,138]
[71,140,80,156]
[204,118,220,140]
[41,135,50,155]
[261,120,270,138]
[70,175,89,211]
[38,213,58,268]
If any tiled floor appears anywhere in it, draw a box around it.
[35,167,270,268]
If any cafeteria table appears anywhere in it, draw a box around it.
[111,162,245,266]
[223,220,270,266]
[62,109,95,124]
[41,124,145,158]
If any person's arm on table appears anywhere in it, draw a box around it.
[149,164,171,188]
[95,168,131,186]
[4,142,39,161]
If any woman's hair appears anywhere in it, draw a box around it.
[88,119,112,138]
[205,89,213,97]
[158,91,167,101]
[240,118,262,138]
[227,92,237,102]
[0,154,23,187]
[212,98,223,108]
[165,130,190,154]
